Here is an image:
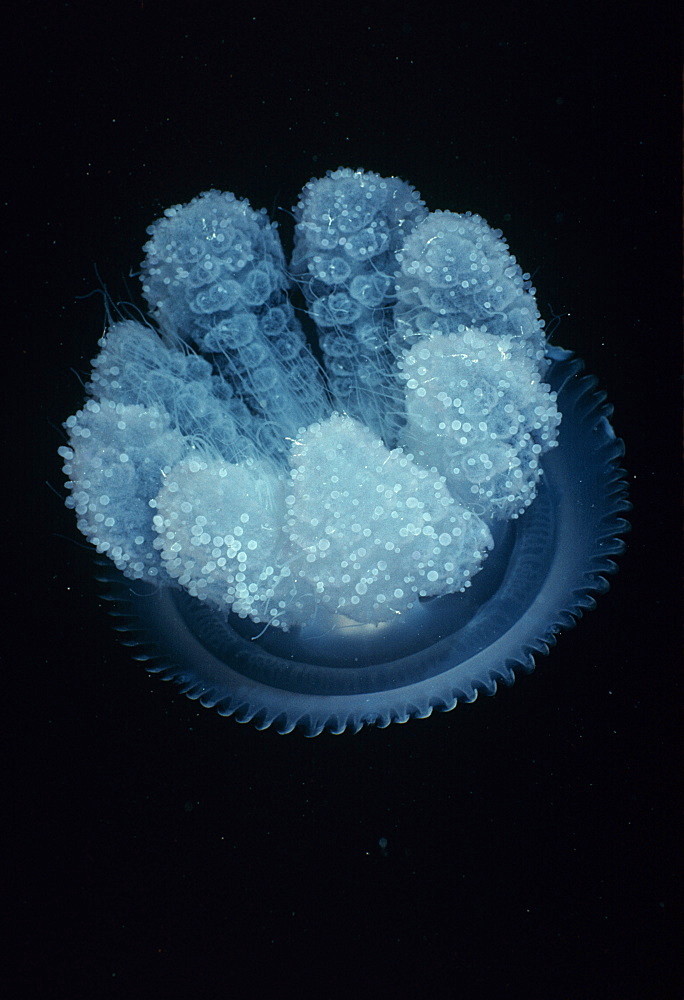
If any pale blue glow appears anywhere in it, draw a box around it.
[58,169,627,735]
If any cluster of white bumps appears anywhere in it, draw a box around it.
[150,413,493,630]
[60,170,561,633]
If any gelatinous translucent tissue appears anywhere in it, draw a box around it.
[59,169,628,734]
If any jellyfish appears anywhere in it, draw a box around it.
[59,168,629,735]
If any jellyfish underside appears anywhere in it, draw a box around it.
[61,168,629,735]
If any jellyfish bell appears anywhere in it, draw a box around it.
[60,169,629,735]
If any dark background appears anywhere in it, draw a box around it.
[6,1,680,996]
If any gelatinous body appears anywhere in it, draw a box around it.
[60,168,629,734]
